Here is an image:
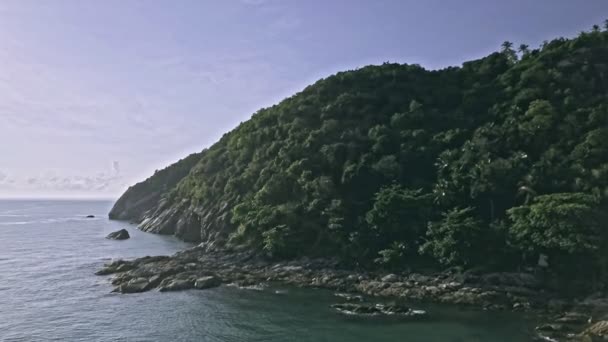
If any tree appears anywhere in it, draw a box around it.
[420,207,484,266]
[507,193,601,274]
[364,185,432,260]
[501,41,517,63]
[518,44,530,56]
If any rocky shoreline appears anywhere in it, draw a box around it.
[96,245,608,341]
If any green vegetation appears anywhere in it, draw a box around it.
[112,24,608,287]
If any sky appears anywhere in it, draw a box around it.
[0,0,606,199]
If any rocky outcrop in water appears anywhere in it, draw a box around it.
[96,246,549,309]
[106,229,130,240]
[96,246,608,341]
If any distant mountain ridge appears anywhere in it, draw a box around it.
[110,24,608,285]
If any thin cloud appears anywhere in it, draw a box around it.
[240,0,271,6]
[1,163,124,193]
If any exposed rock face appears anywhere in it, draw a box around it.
[109,191,162,221]
[106,229,130,240]
[136,199,233,244]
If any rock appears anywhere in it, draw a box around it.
[382,274,399,283]
[118,278,150,293]
[513,302,531,310]
[281,265,303,272]
[439,282,462,291]
[106,229,130,240]
[332,303,379,315]
[536,323,564,332]
[409,273,432,284]
[335,293,364,302]
[583,320,608,338]
[85,215,95,218]
[194,276,221,290]
[115,263,134,272]
[331,303,427,318]
[95,259,134,275]
[158,277,195,292]
[481,272,540,289]
[555,312,590,324]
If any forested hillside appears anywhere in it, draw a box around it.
[111,23,608,285]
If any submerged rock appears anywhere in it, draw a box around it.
[331,302,427,318]
[106,229,130,240]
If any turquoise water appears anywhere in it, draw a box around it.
[0,200,536,341]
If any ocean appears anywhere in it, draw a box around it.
[0,200,535,341]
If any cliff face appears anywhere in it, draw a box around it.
[108,152,203,223]
[110,29,608,280]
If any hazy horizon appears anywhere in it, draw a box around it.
[1,0,607,199]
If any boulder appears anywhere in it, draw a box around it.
[106,229,130,240]
[118,278,150,293]
[158,277,195,292]
[194,276,221,290]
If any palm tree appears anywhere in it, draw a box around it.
[501,41,517,63]
[518,44,530,56]
[501,41,514,52]
[592,24,600,33]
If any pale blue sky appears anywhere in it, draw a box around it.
[0,0,606,198]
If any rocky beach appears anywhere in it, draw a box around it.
[96,244,608,341]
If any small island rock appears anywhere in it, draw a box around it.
[106,229,130,240]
